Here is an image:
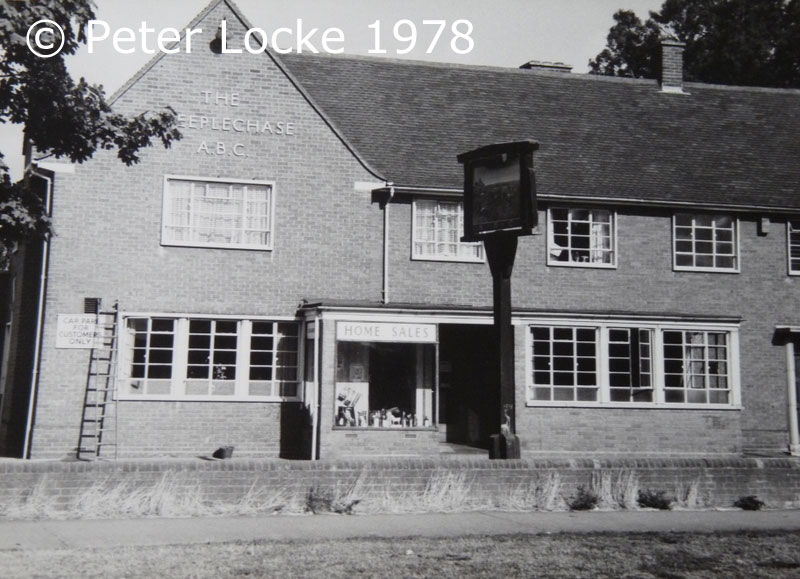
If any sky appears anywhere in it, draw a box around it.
[1,0,664,179]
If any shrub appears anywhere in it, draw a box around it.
[305,485,360,515]
[637,489,672,510]
[568,486,599,511]
[734,495,765,511]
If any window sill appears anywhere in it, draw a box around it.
[160,241,273,251]
[411,255,484,264]
[525,401,740,411]
[332,426,437,431]
[546,260,617,269]
[118,395,299,402]
[673,265,739,274]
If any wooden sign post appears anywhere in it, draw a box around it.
[458,140,539,459]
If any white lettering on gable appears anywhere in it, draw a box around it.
[178,92,298,157]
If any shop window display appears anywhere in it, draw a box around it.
[335,341,436,428]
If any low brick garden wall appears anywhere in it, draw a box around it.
[1,456,798,518]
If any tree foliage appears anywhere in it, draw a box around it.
[0,0,182,265]
[589,0,800,88]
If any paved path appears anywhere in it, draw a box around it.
[1,510,799,551]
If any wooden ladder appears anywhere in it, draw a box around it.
[77,301,119,460]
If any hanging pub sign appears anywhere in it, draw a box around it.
[457,140,539,241]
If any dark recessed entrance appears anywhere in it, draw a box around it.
[438,324,498,449]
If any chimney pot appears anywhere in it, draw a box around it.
[661,40,686,94]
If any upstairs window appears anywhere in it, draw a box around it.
[412,199,483,262]
[548,208,615,267]
[162,177,274,250]
[673,214,738,272]
[789,220,800,275]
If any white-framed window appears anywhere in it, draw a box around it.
[788,220,800,275]
[662,330,730,404]
[673,214,738,272]
[608,327,654,403]
[530,326,598,402]
[121,315,299,401]
[161,176,274,250]
[412,199,483,262]
[527,320,739,408]
[548,207,616,267]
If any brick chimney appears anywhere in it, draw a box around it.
[519,60,572,73]
[661,40,686,93]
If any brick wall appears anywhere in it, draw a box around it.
[388,203,800,454]
[1,457,798,517]
[28,3,378,458]
[14,1,800,460]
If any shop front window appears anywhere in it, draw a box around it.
[334,323,436,428]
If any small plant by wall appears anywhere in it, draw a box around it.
[637,489,673,510]
[733,495,765,511]
[568,486,600,511]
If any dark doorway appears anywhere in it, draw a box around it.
[438,324,498,449]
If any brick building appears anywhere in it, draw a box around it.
[2,0,799,460]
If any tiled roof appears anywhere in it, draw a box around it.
[280,53,800,210]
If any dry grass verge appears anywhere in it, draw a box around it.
[2,531,800,578]
[0,467,783,520]
[0,473,302,520]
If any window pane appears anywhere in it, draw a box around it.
[661,330,731,405]
[126,318,174,385]
[528,326,597,402]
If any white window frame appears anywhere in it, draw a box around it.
[673,214,739,273]
[547,207,617,268]
[526,318,740,410]
[118,313,300,402]
[161,175,276,251]
[411,198,484,263]
[788,220,800,276]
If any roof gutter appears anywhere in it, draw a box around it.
[379,186,800,215]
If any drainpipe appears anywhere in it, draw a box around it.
[786,342,800,455]
[382,183,395,304]
[310,316,321,460]
[22,168,53,459]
